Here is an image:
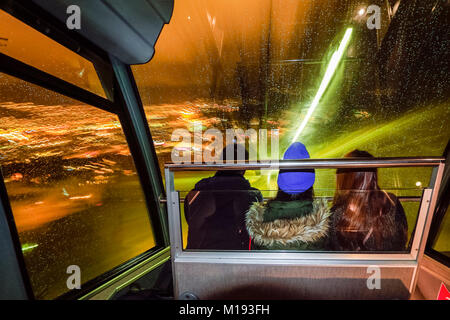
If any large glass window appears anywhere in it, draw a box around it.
[132,0,449,182]
[0,10,107,98]
[132,0,448,253]
[175,168,426,252]
[0,73,155,299]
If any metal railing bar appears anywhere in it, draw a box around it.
[159,196,422,203]
[164,157,444,171]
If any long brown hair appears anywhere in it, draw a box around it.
[333,150,395,248]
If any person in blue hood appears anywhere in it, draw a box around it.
[246,142,331,250]
[184,143,263,250]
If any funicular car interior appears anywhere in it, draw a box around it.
[0,0,449,300]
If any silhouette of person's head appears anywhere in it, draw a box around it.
[216,143,249,176]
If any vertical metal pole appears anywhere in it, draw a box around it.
[410,163,445,293]
[164,167,180,297]
[417,164,445,259]
[410,189,433,260]
[165,168,176,254]
[110,55,169,246]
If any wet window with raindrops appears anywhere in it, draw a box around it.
[0,72,156,299]
[132,1,449,253]
[0,0,449,299]
[0,9,157,298]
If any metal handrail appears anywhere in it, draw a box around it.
[159,196,422,203]
[165,157,444,171]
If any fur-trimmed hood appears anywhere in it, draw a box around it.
[246,198,331,249]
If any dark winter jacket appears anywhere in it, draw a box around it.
[328,193,408,251]
[184,172,262,250]
[245,198,331,250]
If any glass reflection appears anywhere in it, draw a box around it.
[131,1,448,254]
[133,0,449,196]
[0,73,155,299]
[0,10,107,99]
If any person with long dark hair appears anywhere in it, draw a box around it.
[246,142,331,250]
[329,150,408,251]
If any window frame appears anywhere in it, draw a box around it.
[2,0,114,100]
[165,159,445,261]
[425,190,450,267]
[425,141,450,267]
[165,159,445,298]
[0,2,169,300]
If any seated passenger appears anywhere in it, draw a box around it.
[184,143,262,250]
[246,142,331,250]
[329,150,408,251]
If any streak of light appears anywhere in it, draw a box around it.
[27,140,71,148]
[102,159,116,165]
[180,109,194,115]
[267,169,274,186]
[69,194,92,200]
[21,243,38,252]
[62,188,69,197]
[291,27,353,143]
[91,162,106,167]
[153,140,166,146]
[94,122,122,130]
[0,131,29,141]
[84,164,100,169]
